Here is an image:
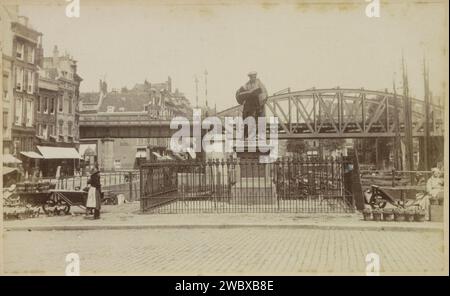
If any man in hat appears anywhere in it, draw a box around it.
[235,71,268,139]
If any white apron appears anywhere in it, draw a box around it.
[86,186,97,208]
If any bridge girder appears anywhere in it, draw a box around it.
[79,88,445,140]
[217,88,445,139]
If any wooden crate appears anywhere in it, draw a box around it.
[430,204,443,222]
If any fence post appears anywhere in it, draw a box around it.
[139,168,143,211]
[392,169,396,187]
[351,148,364,211]
[128,171,133,201]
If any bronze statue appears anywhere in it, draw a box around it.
[235,71,268,139]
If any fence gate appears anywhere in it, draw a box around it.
[140,157,355,213]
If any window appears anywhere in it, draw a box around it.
[15,67,23,91]
[15,97,22,125]
[59,122,63,135]
[68,122,72,136]
[37,96,41,112]
[119,107,125,112]
[27,71,34,94]
[50,97,55,114]
[3,74,8,100]
[37,124,42,136]
[3,111,8,129]
[43,97,48,113]
[16,43,24,60]
[27,47,35,64]
[68,96,73,114]
[58,95,63,112]
[107,106,114,113]
[25,100,33,127]
[42,124,48,139]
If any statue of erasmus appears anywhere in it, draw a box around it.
[235,71,268,139]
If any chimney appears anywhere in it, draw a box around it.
[99,79,103,93]
[167,76,172,93]
[18,16,29,27]
[36,42,44,68]
[52,45,59,66]
[102,81,108,93]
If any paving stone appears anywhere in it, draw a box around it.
[2,228,446,275]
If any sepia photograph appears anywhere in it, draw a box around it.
[0,0,448,278]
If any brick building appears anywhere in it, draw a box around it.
[1,5,16,155]
[35,74,58,146]
[8,16,42,157]
[42,45,82,149]
[79,78,192,170]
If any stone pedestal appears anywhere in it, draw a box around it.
[230,141,277,204]
[230,177,277,204]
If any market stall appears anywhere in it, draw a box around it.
[37,145,82,177]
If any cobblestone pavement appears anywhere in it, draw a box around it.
[4,202,444,231]
[3,228,446,275]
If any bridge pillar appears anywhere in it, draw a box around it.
[98,138,115,171]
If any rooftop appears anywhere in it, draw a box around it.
[80,79,192,116]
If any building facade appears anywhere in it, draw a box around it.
[35,75,59,146]
[42,45,82,149]
[1,5,16,155]
[10,16,42,156]
[79,77,192,170]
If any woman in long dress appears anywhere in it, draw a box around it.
[412,168,444,220]
[86,167,102,219]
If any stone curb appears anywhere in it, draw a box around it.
[3,223,444,232]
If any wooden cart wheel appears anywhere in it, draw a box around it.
[42,200,55,215]
[373,195,387,209]
[63,205,71,215]
[57,200,71,215]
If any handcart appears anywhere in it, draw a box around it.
[44,189,88,215]
[364,184,426,209]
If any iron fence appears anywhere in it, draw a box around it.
[140,157,355,213]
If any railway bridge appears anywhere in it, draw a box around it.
[80,88,445,139]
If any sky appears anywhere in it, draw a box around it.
[17,0,448,111]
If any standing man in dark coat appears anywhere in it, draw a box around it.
[235,71,268,139]
[86,166,102,219]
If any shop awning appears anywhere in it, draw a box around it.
[186,148,196,159]
[37,146,82,159]
[172,153,185,160]
[2,154,22,164]
[3,167,18,176]
[135,151,147,158]
[20,151,43,159]
[152,152,162,158]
